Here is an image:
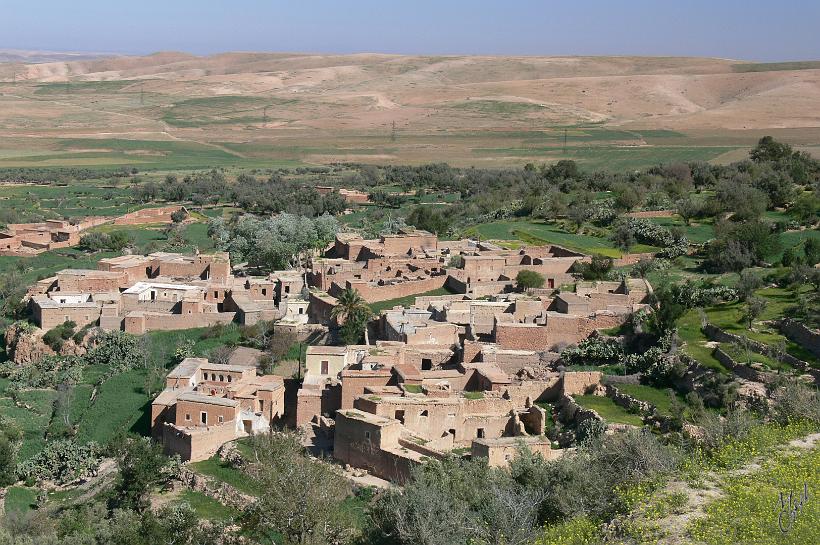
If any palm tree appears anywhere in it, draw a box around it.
[331,288,372,345]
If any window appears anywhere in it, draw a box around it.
[218,415,224,423]
[285,286,290,294]
[227,375,232,383]
[259,399,265,412]
[298,307,304,314]
[548,278,555,289]
[419,410,428,418]
[421,358,432,371]
[200,412,207,425]
[185,413,191,421]
[218,374,224,382]
[395,410,405,423]
[364,431,371,440]
[261,288,267,296]
[214,291,219,298]
[477,428,485,439]
[321,360,329,374]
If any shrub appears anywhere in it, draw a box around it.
[769,377,820,426]
[42,320,77,351]
[517,269,545,290]
[85,330,147,371]
[561,337,624,367]
[18,440,100,484]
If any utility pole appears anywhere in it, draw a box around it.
[563,128,567,155]
[263,106,268,123]
[140,82,144,105]
[390,120,396,142]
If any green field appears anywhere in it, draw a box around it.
[615,383,684,416]
[467,220,629,257]
[574,394,645,426]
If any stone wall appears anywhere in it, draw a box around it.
[605,384,655,416]
[177,467,255,510]
[779,319,820,359]
[703,324,814,375]
[557,394,603,426]
[713,346,777,384]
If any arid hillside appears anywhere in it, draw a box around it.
[0,52,819,168]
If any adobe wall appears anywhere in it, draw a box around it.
[37,305,102,330]
[333,415,415,482]
[472,440,560,467]
[296,384,342,427]
[561,371,603,396]
[308,292,336,324]
[161,422,239,462]
[114,205,183,225]
[340,369,394,409]
[124,311,236,334]
[613,252,656,267]
[345,275,447,303]
[175,399,238,427]
[56,272,125,293]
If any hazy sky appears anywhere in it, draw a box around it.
[2,0,819,61]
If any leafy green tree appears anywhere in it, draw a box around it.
[516,269,545,290]
[113,437,178,512]
[243,432,357,545]
[332,288,372,345]
[571,254,613,281]
[406,205,451,235]
[805,238,820,266]
[609,222,635,252]
[170,208,187,223]
[743,296,767,330]
[750,136,793,163]
[736,269,762,301]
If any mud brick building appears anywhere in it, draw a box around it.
[151,357,285,461]
[28,251,307,334]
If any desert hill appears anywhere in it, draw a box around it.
[0,52,818,167]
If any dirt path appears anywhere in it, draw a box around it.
[653,432,820,544]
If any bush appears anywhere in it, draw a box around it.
[517,269,545,290]
[572,254,613,281]
[43,320,77,351]
[769,377,820,426]
[85,331,147,371]
[17,439,100,484]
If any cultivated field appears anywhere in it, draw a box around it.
[0,52,819,169]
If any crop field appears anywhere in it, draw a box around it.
[574,394,644,426]
[466,220,632,257]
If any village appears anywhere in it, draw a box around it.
[11,227,659,481]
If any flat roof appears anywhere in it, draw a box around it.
[307,345,349,356]
[473,436,550,447]
[167,357,208,378]
[56,269,123,278]
[177,392,239,407]
[123,281,202,294]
